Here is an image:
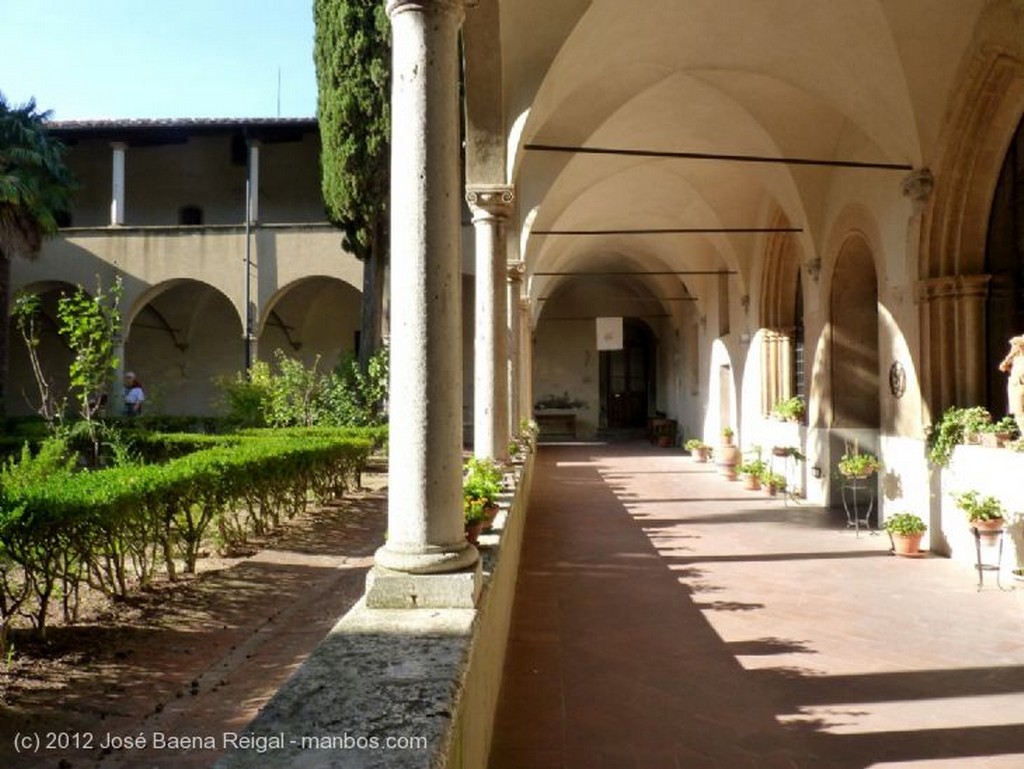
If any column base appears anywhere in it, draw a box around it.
[365,562,483,609]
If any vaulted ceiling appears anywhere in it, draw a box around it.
[463,0,992,320]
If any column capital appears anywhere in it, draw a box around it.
[466,184,515,219]
[387,0,465,19]
[507,260,525,283]
[901,168,934,204]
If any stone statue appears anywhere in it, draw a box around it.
[998,334,1024,434]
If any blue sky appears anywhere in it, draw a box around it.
[0,1,318,121]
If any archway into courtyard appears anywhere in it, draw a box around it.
[259,276,362,371]
[125,280,241,415]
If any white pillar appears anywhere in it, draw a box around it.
[110,142,126,226]
[247,140,260,223]
[519,296,534,428]
[369,0,478,603]
[507,261,525,435]
[467,184,513,461]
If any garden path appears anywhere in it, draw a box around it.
[0,472,387,769]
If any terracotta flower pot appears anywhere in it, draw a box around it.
[717,444,740,480]
[891,532,924,557]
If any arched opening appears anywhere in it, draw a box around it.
[829,236,880,504]
[831,238,880,429]
[259,277,362,370]
[759,226,805,417]
[125,280,242,416]
[985,114,1024,416]
[599,317,656,431]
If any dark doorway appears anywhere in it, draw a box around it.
[985,115,1024,416]
[600,318,656,429]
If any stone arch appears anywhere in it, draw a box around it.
[829,234,881,430]
[125,279,241,415]
[259,276,363,370]
[757,211,806,416]
[918,11,1024,412]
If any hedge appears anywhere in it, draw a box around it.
[0,429,377,640]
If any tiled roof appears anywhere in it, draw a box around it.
[47,117,316,130]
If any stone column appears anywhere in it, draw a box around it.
[110,142,126,226]
[467,184,513,461]
[519,296,534,427]
[507,261,525,435]
[368,0,479,608]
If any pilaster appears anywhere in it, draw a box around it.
[917,274,991,410]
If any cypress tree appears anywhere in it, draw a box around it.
[313,0,391,366]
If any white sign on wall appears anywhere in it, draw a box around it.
[596,316,623,350]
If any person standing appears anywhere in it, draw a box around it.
[123,372,145,417]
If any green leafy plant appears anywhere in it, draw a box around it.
[978,415,1018,434]
[684,438,707,451]
[761,471,787,490]
[926,406,992,467]
[721,426,734,441]
[771,396,805,422]
[464,496,488,525]
[838,451,880,478]
[771,445,806,461]
[883,512,927,535]
[216,344,389,429]
[951,490,1005,522]
[738,458,767,476]
[463,457,502,508]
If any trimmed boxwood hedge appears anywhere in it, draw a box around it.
[0,428,379,639]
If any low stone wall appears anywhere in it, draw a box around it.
[937,444,1024,577]
[215,449,535,769]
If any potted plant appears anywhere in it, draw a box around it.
[717,427,740,480]
[838,450,880,479]
[978,416,1019,448]
[771,396,805,423]
[926,405,992,467]
[952,490,1006,536]
[762,471,787,496]
[464,496,488,544]
[464,457,503,531]
[737,459,765,490]
[738,447,767,490]
[685,438,710,463]
[883,512,927,556]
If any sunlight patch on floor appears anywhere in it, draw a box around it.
[777,693,1024,734]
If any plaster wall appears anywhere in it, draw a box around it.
[532,318,598,439]
[938,446,1024,577]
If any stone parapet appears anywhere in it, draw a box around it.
[215,446,536,768]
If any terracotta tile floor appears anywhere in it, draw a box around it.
[488,442,1024,769]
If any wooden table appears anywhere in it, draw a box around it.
[534,410,577,439]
